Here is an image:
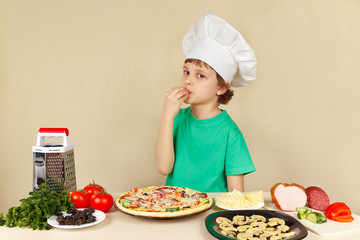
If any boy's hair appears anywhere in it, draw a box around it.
[185,59,234,105]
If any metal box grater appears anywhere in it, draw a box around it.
[32,128,77,192]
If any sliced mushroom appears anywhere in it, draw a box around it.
[243,216,251,224]
[233,215,245,222]
[264,228,281,236]
[245,228,261,236]
[277,224,290,232]
[281,231,296,238]
[233,220,246,226]
[265,227,275,231]
[216,217,231,224]
[228,233,236,238]
[237,225,252,232]
[259,233,272,239]
[213,226,221,233]
[251,215,266,222]
[220,231,230,237]
[221,229,235,237]
[250,221,267,230]
[233,216,250,226]
[219,221,233,229]
[268,217,285,225]
[222,226,237,232]
[267,221,279,227]
[237,232,252,239]
[270,235,282,240]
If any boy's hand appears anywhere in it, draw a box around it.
[163,87,188,119]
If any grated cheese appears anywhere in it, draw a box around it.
[216,190,263,209]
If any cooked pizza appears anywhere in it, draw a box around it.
[115,186,213,218]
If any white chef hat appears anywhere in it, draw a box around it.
[183,12,257,87]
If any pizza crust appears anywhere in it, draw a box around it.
[114,187,214,218]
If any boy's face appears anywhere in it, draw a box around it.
[182,61,225,106]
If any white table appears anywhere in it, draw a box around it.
[0,193,359,240]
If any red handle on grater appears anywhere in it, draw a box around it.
[38,128,69,136]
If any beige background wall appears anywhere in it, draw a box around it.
[1,0,359,214]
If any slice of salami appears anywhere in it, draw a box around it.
[306,186,330,211]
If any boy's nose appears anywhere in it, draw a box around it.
[185,77,193,86]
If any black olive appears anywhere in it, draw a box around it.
[59,207,97,226]
[75,219,83,225]
[56,215,64,222]
[64,219,72,225]
[66,207,76,214]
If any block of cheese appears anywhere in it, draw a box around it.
[244,190,264,205]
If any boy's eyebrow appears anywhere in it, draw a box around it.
[183,62,213,75]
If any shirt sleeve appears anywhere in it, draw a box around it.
[225,128,256,176]
[173,108,186,143]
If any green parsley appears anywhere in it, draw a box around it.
[0,182,74,230]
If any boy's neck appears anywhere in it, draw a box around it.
[190,104,222,119]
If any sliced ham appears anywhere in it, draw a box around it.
[271,183,307,212]
[306,186,330,211]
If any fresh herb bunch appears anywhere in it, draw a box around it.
[0,182,74,230]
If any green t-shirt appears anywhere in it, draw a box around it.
[165,107,255,192]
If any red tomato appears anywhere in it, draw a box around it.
[128,203,139,209]
[84,181,104,196]
[68,190,90,208]
[130,188,138,194]
[90,191,114,212]
[324,202,354,222]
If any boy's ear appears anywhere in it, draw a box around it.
[216,82,230,96]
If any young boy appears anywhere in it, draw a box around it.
[156,12,257,192]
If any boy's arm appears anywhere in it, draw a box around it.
[155,114,175,175]
[227,174,245,192]
[156,87,188,175]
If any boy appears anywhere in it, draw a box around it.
[156,12,257,192]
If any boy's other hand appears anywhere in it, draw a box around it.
[163,87,188,119]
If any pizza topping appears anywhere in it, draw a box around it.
[165,207,180,212]
[120,199,131,208]
[137,198,147,204]
[200,197,210,204]
[129,202,139,209]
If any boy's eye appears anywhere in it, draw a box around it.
[184,70,190,75]
[197,74,205,78]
